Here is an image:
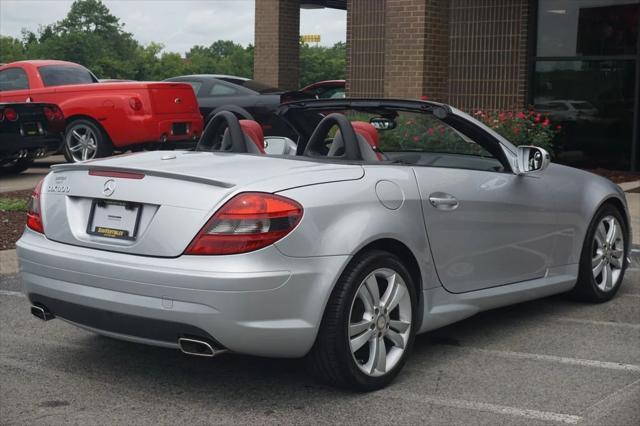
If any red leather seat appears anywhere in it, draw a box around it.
[239,120,266,154]
[351,121,385,161]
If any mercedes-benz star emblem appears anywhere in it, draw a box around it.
[103,179,116,197]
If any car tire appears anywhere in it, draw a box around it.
[63,119,113,163]
[570,203,628,303]
[306,250,417,391]
[0,157,34,175]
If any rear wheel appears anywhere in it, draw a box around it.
[570,204,628,302]
[307,250,417,391]
[63,119,112,162]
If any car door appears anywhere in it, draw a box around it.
[409,113,558,293]
[0,67,31,102]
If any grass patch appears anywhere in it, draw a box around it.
[0,198,28,212]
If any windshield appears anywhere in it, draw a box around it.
[38,65,98,87]
[281,105,506,172]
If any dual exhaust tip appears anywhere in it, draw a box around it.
[31,304,226,358]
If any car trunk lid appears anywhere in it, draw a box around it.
[146,83,199,115]
[41,151,363,257]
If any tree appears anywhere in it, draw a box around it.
[0,36,26,63]
[21,0,141,78]
[1,0,347,86]
[299,42,346,87]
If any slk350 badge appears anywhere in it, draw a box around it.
[47,184,70,193]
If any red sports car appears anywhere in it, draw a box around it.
[0,60,203,162]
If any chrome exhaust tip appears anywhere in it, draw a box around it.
[178,337,226,357]
[31,304,54,321]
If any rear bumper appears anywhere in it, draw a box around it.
[104,113,204,148]
[0,134,62,160]
[17,230,347,357]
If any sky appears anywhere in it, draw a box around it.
[0,0,347,54]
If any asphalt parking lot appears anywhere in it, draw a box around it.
[1,161,639,425]
[0,254,638,424]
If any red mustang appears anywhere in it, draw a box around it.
[0,60,203,162]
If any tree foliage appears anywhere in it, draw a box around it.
[0,0,345,87]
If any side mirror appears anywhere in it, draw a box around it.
[516,146,550,174]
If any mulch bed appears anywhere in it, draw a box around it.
[1,190,32,251]
[586,169,640,184]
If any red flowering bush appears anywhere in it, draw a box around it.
[472,110,559,154]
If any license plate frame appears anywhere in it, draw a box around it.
[87,200,142,241]
[21,121,41,137]
[171,122,188,136]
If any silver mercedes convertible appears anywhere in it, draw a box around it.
[17,99,631,391]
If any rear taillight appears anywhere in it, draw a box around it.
[4,107,18,121]
[88,170,145,179]
[26,179,45,234]
[185,192,303,255]
[43,106,64,121]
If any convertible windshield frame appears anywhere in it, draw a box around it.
[277,99,514,173]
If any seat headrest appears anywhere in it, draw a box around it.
[239,120,266,154]
[351,122,380,149]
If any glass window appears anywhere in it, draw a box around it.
[0,68,29,91]
[345,111,504,172]
[184,81,202,95]
[537,0,638,57]
[534,59,635,169]
[209,83,238,96]
[38,65,97,87]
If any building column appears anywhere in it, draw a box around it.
[347,0,449,100]
[254,0,300,90]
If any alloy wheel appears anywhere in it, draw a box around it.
[592,215,625,292]
[348,268,412,377]
[66,124,98,161]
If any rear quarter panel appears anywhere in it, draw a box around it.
[274,165,441,291]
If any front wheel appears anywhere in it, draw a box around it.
[570,204,628,302]
[307,250,417,391]
[63,119,112,162]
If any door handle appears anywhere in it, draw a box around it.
[428,192,459,210]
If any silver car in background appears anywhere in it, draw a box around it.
[17,99,631,391]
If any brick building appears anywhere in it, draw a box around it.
[254,0,639,171]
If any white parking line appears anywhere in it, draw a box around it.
[583,378,640,421]
[385,391,582,424]
[468,347,640,373]
[0,290,23,297]
[554,317,640,330]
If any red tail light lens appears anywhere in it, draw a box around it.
[185,192,303,255]
[44,106,64,121]
[26,179,45,234]
[4,107,18,121]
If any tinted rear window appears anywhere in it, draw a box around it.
[217,78,281,94]
[38,65,98,87]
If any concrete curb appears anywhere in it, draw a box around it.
[0,250,18,276]
[619,180,640,192]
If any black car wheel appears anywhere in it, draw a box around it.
[307,250,417,391]
[570,203,628,303]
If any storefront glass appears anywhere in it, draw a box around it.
[535,0,639,170]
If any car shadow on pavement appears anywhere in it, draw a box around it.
[37,291,612,395]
